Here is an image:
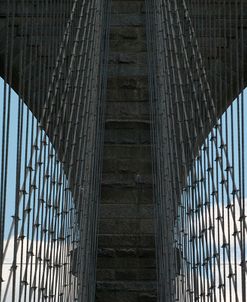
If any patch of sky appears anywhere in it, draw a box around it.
[1,80,246,301]
[177,89,247,301]
[0,78,76,301]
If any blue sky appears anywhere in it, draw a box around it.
[0,78,76,300]
[0,79,246,300]
[2,79,245,236]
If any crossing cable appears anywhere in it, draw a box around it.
[0,0,110,301]
[145,0,246,301]
[171,1,240,300]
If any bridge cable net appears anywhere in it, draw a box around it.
[0,0,111,301]
[146,0,246,301]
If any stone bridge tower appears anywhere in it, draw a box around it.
[96,1,157,301]
[0,0,246,301]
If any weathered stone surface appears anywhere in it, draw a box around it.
[98,235,155,248]
[97,269,116,281]
[139,293,157,302]
[96,1,156,300]
[97,257,156,270]
[98,219,154,235]
[99,204,154,219]
[98,248,116,258]
[101,173,152,186]
[96,281,156,291]
[101,185,153,205]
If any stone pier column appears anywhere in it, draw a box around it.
[96,1,157,301]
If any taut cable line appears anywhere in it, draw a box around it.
[0,0,111,301]
[145,0,246,301]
